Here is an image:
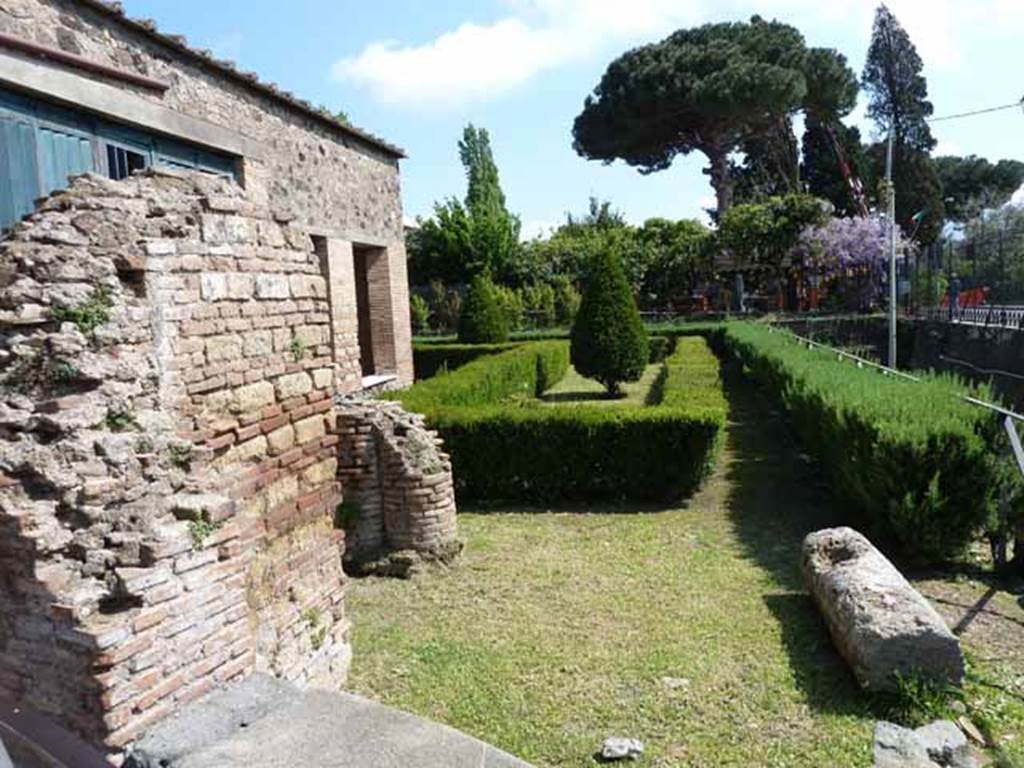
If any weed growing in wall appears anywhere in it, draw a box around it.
[167,443,193,469]
[188,517,219,548]
[105,407,140,432]
[303,607,328,650]
[289,336,307,362]
[51,285,114,338]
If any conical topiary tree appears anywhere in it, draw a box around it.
[458,273,509,343]
[570,247,648,395]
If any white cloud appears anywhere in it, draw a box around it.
[1010,183,1024,209]
[334,0,1024,108]
[333,0,702,108]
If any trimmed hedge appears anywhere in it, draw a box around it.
[413,343,522,380]
[722,322,999,562]
[396,341,570,413]
[648,335,675,364]
[392,338,727,502]
[413,333,676,382]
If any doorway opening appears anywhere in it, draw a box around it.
[353,244,382,377]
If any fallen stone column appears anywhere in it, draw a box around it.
[802,527,963,692]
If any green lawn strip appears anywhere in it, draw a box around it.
[541,363,662,406]
[346,509,875,767]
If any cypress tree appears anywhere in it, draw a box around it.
[570,246,648,396]
[862,4,945,242]
[458,273,509,343]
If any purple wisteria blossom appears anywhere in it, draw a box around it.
[798,216,912,309]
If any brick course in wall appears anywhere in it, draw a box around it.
[0,171,457,759]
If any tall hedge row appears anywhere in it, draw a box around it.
[391,339,727,502]
[722,322,999,562]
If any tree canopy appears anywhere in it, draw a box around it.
[862,4,935,154]
[409,124,521,285]
[718,193,829,274]
[572,16,856,217]
[800,118,872,217]
[935,155,1024,221]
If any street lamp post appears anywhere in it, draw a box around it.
[885,127,897,368]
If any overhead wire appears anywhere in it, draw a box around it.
[927,97,1024,123]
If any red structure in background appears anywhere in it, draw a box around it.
[940,287,990,309]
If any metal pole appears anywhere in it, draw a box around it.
[886,127,897,368]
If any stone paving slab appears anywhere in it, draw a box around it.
[126,674,532,768]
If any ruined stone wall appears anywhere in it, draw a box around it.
[0,0,414,386]
[0,0,403,244]
[0,171,352,755]
[336,397,459,573]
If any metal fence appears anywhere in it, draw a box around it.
[907,214,1024,315]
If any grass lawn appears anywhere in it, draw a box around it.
[540,363,662,406]
[346,367,1024,767]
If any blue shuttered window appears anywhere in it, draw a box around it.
[0,87,239,232]
[37,125,95,197]
[0,115,39,228]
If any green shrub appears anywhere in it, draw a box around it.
[493,284,526,331]
[571,248,648,395]
[522,283,557,328]
[427,279,461,334]
[458,274,509,343]
[409,294,431,333]
[552,276,582,325]
[392,338,726,502]
[722,322,1000,562]
[413,342,522,380]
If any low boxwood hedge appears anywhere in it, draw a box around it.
[722,322,1000,562]
[391,338,727,503]
[414,332,680,382]
[398,341,570,412]
[412,343,522,380]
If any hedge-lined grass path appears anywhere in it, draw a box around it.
[347,367,873,765]
[347,358,1024,766]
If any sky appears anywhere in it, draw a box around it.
[122,0,1024,236]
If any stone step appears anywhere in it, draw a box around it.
[125,674,532,768]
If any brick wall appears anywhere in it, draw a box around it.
[0,170,454,759]
[336,398,459,570]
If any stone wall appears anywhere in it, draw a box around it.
[0,0,402,243]
[0,170,457,758]
[0,0,413,386]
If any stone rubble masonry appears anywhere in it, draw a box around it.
[0,170,456,760]
[0,0,403,243]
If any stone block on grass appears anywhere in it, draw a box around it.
[802,527,963,692]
